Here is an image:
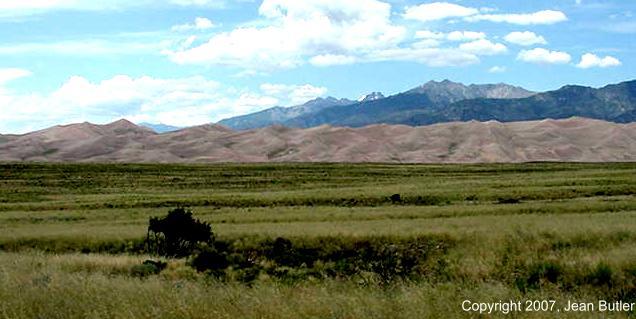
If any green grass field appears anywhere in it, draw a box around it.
[1,162,635,318]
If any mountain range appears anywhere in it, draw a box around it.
[217,79,636,130]
[218,97,354,130]
[1,118,634,163]
[2,79,635,163]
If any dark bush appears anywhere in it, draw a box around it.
[389,194,402,204]
[235,266,261,284]
[517,261,563,291]
[190,246,229,276]
[263,237,320,267]
[131,260,167,277]
[189,235,453,284]
[409,195,445,206]
[497,197,521,204]
[147,207,214,257]
[587,262,614,287]
[143,259,167,271]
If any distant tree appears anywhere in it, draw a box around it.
[146,207,214,257]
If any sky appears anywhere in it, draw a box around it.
[0,0,634,133]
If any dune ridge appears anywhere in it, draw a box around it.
[1,118,634,163]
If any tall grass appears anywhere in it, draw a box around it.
[0,252,621,319]
[0,162,635,317]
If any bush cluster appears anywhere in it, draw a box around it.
[146,207,213,257]
[139,207,454,285]
[190,235,452,285]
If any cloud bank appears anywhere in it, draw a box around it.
[0,72,327,133]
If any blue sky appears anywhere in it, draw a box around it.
[0,0,633,133]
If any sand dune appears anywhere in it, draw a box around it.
[1,118,634,163]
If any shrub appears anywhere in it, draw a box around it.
[190,246,229,276]
[587,262,614,287]
[189,235,453,284]
[497,197,521,204]
[131,260,167,277]
[518,261,563,291]
[147,208,214,257]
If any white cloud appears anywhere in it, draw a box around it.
[488,66,506,73]
[310,54,358,67]
[412,39,442,49]
[459,39,507,56]
[232,93,279,113]
[517,48,571,64]
[48,75,222,115]
[446,31,486,41]
[172,17,215,32]
[0,73,330,133]
[260,83,328,105]
[165,1,568,70]
[0,0,226,18]
[576,53,621,68]
[415,30,485,42]
[0,1,73,11]
[0,0,223,10]
[403,2,479,22]
[386,29,494,65]
[414,30,445,40]
[467,10,567,25]
[504,31,547,46]
[480,7,497,13]
[368,47,479,67]
[0,68,32,85]
[403,3,567,26]
[169,0,224,6]
[166,0,407,69]
[0,37,170,56]
[179,35,198,49]
[0,74,220,131]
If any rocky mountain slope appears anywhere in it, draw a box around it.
[281,80,537,128]
[219,80,535,130]
[436,80,636,124]
[218,97,354,130]
[221,79,636,130]
[406,80,534,103]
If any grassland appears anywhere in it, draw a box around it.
[0,162,635,318]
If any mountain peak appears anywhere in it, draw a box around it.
[358,92,385,102]
[422,79,461,87]
[102,119,157,135]
[304,96,332,104]
[105,119,139,129]
[300,96,353,109]
[409,80,534,103]
[303,96,349,105]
